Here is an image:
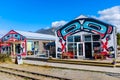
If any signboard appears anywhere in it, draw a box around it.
[17,55,23,64]
[0,43,10,46]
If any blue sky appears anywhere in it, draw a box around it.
[0,0,120,32]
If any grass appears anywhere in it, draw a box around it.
[0,54,12,63]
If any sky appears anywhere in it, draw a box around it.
[0,0,120,32]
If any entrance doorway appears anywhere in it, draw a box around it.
[15,44,21,54]
[85,42,92,58]
[66,34,101,59]
[10,43,21,56]
[77,42,85,58]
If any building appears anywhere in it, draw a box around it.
[0,30,55,57]
[55,16,117,59]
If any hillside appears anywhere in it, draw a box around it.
[36,27,56,35]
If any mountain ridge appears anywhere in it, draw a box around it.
[35,27,56,35]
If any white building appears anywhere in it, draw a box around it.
[55,16,117,60]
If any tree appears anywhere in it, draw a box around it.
[117,33,120,46]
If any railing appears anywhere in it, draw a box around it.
[27,50,49,58]
[1,50,50,58]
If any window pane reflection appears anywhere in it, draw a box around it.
[93,42,101,53]
[67,36,73,42]
[84,35,91,41]
[93,35,100,41]
[74,36,81,42]
[68,43,74,52]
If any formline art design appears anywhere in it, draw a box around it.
[56,17,116,59]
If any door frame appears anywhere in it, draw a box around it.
[77,42,85,58]
[84,42,92,58]
[11,42,21,56]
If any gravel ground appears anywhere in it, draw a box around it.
[0,63,120,80]
[0,72,25,80]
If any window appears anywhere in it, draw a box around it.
[92,35,100,41]
[93,42,101,53]
[67,36,73,42]
[68,43,74,52]
[84,35,91,41]
[78,43,83,55]
[74,36,81,42]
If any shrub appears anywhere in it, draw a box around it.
[0,54,12,63]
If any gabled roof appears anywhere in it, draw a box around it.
[75,15,88,19]
[0,30,26,42]
[16,30,55,40]
[0,30,55,41]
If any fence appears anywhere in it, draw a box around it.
[27,50,50,58]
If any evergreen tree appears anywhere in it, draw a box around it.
[117,33,120,46]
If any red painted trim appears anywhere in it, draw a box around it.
[1,30,26,42]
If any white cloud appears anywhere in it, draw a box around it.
[52,6,120,31]
[96,6,120,32]
[52,20,67,28]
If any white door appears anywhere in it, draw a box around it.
[77,42,85,58]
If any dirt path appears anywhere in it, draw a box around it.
[0,63,120,80]
[0,72,25,80]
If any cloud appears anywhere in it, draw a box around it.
[51,6,120,32]
[96,6,120,32]
[52,20,67,28]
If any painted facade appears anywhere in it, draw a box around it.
[55,17,117,59]
[0,30,27,56]
[0,30,55,57]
